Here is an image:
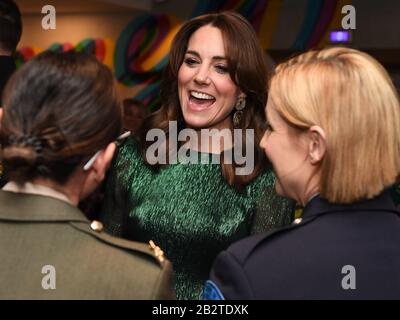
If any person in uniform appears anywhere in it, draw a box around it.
[0,51,174,299]
[205,47,400,299]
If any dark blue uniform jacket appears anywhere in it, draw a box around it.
[206,192,400,299]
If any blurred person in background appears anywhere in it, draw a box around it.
[122,98,150,135]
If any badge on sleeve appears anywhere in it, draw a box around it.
[203,280,225,300]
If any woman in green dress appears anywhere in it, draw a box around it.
[101,11,294,299]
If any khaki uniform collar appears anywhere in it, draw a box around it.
[3,182,72,204]
[0,188,88,223]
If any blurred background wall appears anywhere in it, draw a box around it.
[14,0,400,106]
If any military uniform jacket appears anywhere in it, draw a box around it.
[207,192,400,299]
[0,190,175,299]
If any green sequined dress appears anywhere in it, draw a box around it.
[101,138,294,300]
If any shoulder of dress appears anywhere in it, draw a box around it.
[69,220,168,268]
[257,167,276,185]
[245,167,275,192]
[117,135,140,155]
[113,136,148,170]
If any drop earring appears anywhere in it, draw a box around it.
[233,96,246,128]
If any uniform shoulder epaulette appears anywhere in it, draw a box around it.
[69,220,167,267]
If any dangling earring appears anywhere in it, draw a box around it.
[233,96,246,128]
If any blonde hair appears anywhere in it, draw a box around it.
[269,47,400,203]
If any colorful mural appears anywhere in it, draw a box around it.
[114,13,181,109]
[16,38,115,69]
[191,0,352,50]
[114,14,181,85]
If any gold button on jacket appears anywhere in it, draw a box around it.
[0,190,175,300]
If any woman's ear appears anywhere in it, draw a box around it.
[91,143,116,181]
[78,143,116,201]
[307,125,326,165]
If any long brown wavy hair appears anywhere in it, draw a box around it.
[139,11,270,190]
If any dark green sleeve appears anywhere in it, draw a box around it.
[248,169,295,234]
[100,138,143,237]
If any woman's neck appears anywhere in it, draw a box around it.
[3,180,76,205]
[298,172,321,207]
[32,178,80,206]
[185,118,234,154]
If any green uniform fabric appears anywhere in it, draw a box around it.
[0,190,175,299]
[101,138,294,300]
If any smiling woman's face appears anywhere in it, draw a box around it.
[177,25,241,130]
